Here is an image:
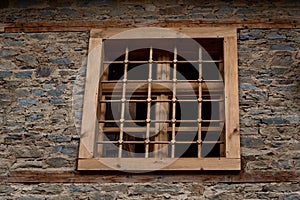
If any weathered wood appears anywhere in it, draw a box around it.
[1,170,299,183]
[78,33,102,159]
[2,18,300,33]
[224,35,240,160]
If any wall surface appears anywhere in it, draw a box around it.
[0,0,299,199]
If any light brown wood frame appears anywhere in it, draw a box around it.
[78,27,240,171]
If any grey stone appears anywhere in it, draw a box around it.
[46,157,67,168]
[16,54,37,63]
[49,135,72,142]
[4,40,25,47]
[145,4,156,12]
[239,84,259,91]
[60,8,77,16]
[18,197,44,200]
[30,185,63,195]
[268,33,286,40]
[15,89,30,98]
[16,71,32,78]
[271,54,293,66]
[25,113,44,121]
[261,118,288,124]
[47,88,63,97]
[94,193,117,200]
[0,60,17,70]
[32,89,44,96]
[13,146,42,158]
[11,161,44,169]
[0,71,12,78]
[36,66,53,77]
[0,185,15,194]
[4,134,23,142]
[69,185,95,193]
[50,98,65,104]
[48,57,71,65]
[270,44,296,51]
[52,144,78,157]
[18,99,37,106]
[241,137,264,147]
[0,49,18,58]
[28,33,48,40]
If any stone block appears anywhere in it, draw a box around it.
[46,157,67,168]
[13,146,42,158]
[16,71,32,78]
[270,44,296,51]
[0,71,12,78]
[48,57,71,65]
[0,49,18,58]
[18,99,37,106]
[16,54,37,64]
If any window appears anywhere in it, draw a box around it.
[78,28,240,171]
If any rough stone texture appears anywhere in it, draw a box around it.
[0,0,300,199]
[0,0,300,23]
[0,182,299,199]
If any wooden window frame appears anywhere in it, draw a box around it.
[77,27,240,171]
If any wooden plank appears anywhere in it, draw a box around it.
[78,33,103,159]
[2,170,300,183]
[224,34,240,160]
[3,19,300,33]
[78,158,240,171]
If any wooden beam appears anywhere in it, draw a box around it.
[2,18,300,33]
[1,170,299,183]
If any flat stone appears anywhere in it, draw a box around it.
[268,33,286,40]
[18,99,37,106]
[16,54,37,64]
[0,60,17,70]
[13,146,42,158]
[11,161,44,169]
[15,89,30,98]
[16,71,32,78]
[35,66,53,77]
[48,57,71,65]
[0,71,12,78]
[46,157,67,168]
[270,44,296,51]
[241,137,264,147]
[0,49,18,58]
[271,53,293,66]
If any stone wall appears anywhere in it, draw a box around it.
[0,0,299,199]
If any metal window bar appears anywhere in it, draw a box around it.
[171,47,177,158]
[118,47,129,158]
[198,47,203,158]
[145,47,153,158]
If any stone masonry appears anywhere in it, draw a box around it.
[0,0,299,199]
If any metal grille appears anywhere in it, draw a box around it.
[96,38,225,159]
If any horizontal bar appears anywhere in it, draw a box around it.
[99,120,224,123]
[103,60,224,64]
[101,82,224,94]
[98,99,224,103]
[96,141,224,145]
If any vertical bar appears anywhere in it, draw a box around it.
[118,47,129,158]
[171,47,177,158]
[197,47,203,158]
[145,47,153,158]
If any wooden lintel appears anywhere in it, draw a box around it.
[1,170,299,183]
[2,18,300,33]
